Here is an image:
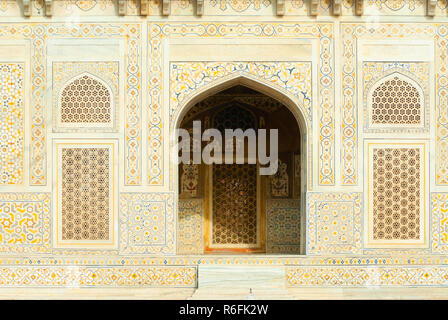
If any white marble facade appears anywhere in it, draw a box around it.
[0,0,448,298]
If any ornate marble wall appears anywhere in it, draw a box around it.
[0,0,448,290]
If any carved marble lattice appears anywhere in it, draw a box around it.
[270,159,289,197]
[213,104,257,154]
[60,74,112,125]
[372,148,421,240]
[370,75,422,126]
[212,164,257,246]
[61,147,110,241]
[53,62,119,133]
[363,63,429,134]
[183,95,283,124]
[213,104,257,132]
[0,63,23,185]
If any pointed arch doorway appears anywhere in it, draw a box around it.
[176,84,306,255]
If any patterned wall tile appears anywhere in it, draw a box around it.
[0,266,196,288]
[307,193,362,254]
[178,199,203,254]
[4,254,448,267]
[120,193,175,254]
[287,265,448,287]
[432,193,448,253]
[266,199,301,254]
[0,63,24,185]
[0,193,50,254]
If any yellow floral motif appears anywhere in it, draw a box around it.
[211,0,271,11]
[170,62,312,121]
[0,63,23,185]
[432,194,448,253]
[287,266,448,286]
[120,193,175,254]
[0,193,51,254]
[74,0,98,11]
[307,193,362,254]
[0,266,196,287]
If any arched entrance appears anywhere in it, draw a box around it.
[174,79,308,255]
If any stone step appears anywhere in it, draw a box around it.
[190,265,295,299]
[189,288,295,300]
[197,265,286,289]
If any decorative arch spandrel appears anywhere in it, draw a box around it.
[169,65,313,194]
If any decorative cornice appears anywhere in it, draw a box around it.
[333,0,341,16]
[44,0,52,17]
[162,0,170,16]
[196,0,203,16]
[118,0,126,16]
[277,0,285,16]
[22,0,31,17]
[427,0,436,16]
[310,0,319,16]
[355,0,363,16]
[141,0,149,16]
[4,0,448,18]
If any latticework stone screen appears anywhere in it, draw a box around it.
[55,142,116,248]
[211,163,258,247]
[61,147,110,241]
[60,75,112,125]
[367,143,426,247]
[370,75,422,126]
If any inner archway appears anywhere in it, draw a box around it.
[176,84,305,255]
